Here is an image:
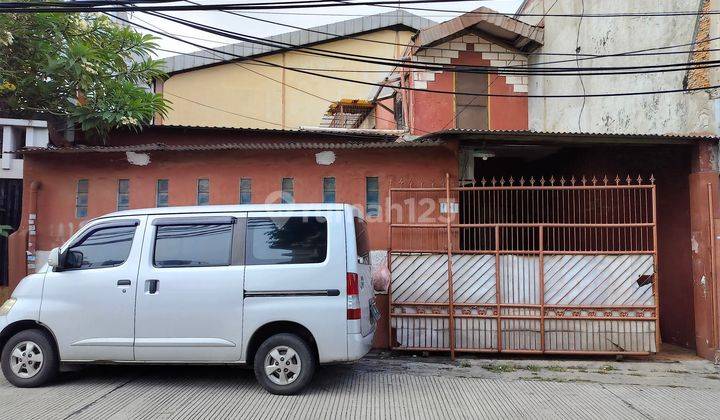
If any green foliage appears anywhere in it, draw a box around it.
[0,6,170,138]
[482,363,517,373]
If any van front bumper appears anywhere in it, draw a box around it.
[347,328,375,361]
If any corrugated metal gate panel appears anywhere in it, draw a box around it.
[390,253,657,353]
[388,175,659,356]
[453,255,496,304]
[544,255,655,306]
[0,179,22,286]
[391,254,449,303]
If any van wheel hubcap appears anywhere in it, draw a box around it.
[264,346,301,385]
[10,341,44,379]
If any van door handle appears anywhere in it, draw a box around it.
[117,280,131,287]
[146,279,159,294]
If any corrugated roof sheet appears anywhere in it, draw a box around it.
[20,139,444,154]
[161,10,436,74]
[131,124,404,139]
[422,129,718,139]
[418,129,719,144]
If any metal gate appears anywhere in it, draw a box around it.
[0,179,22,287]
[388,174,659,357]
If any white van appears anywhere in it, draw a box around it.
[0,204,378,394]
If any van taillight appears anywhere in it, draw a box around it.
[347,273,361,320]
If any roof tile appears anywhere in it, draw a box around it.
[163,10,435,74]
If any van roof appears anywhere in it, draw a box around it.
[101,203,355,218]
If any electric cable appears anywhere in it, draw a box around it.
[117,13,720,98]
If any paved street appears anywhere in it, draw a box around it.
[1,353,719,419]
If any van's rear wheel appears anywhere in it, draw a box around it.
[1,329,59,388]
[253,333,315,395]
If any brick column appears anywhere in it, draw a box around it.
[8,180,40,290]
[688,139,720,361]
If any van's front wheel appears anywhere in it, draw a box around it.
[253,333,315,395]
[1,329,59,388]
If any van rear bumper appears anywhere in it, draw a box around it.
[347,329,375,361]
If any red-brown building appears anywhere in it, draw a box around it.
[5,8,720,361]
[9,125,720,358]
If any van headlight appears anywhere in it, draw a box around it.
[0,298,16,316]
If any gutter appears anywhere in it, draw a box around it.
[298,126,407,136]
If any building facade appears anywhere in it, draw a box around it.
[0,118,49,287]
[6,6,720,360]
[516,0,719,136]
[514,0,720,360]
[154,10,434,129]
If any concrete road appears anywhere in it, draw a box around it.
[1,354,719,419]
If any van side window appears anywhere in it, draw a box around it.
[246,217,327,265]
[354,217,370,264]
[154,224,233,267]
[65,225,136,270]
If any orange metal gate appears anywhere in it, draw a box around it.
[388,174,659,358]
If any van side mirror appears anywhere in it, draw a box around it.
[64,250,84,269]
[48,247,83,271]
[47,247,60,269]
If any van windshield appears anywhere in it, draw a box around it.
[354,217,370,264]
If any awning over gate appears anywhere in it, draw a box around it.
[417,129,716,145]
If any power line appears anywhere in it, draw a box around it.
[182,2,720,61]
[148,10,720,77]
[155,46,420,72]
[443,0,559,130]
[527,36,720,68]
[145,7,720,68]
[134,13,413,131]
[358,2,720,19]
[220,10,463,17]
[3,0,179,6]
[165,88,413,133]
[13,2,720,69]
[575,0,586,131]
[155,46,720,73]
[1,0,483,13]
[162,91,286,127]
[152,9,709,75]
[122,12,418,131]
[5,0,720,18]
[120,14,720,98]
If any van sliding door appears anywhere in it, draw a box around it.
[133,213,246,362]
[242,210,348,362]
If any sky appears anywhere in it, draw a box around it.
[116,0,524,57]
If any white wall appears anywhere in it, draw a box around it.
[0,119,49,179]
[518,0,719,135]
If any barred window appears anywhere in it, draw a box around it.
[366,177,379,217]
[197,179,210,205]
[281,178,294,204]
[156,179,169,207]
[240,178,252,204]
[76,179,88,218]
[117,179,130,211]
[323,177,336,203]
